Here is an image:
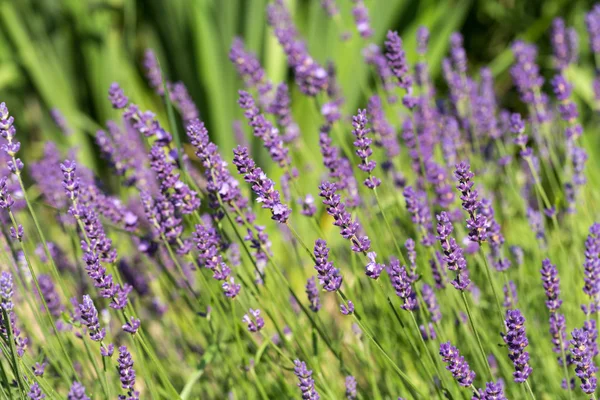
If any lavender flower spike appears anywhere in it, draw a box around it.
[313,239,342,291]
[455,161,486,243]
[351,109,380,189]
[475,382,507,400]
[439,342,476,387]
[571,327,598,395]
[503,309,533,383]
[108,83,129,109]
[27,382,45,400]
[232,146,291,223]
[117,346,140,400]
[78,295,106,342]
[68,382,90,400]
[306,277,321,312]
[389,258,417,311]
[294,359,320,400]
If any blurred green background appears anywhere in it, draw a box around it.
[0,0,594,170]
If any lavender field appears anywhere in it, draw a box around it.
[2,0,600,398]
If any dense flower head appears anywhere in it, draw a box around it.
[540,258,562,312]
[586,5,600,54]
[229,38,272,96]
[551,18,577,70]
[384,30,412,90]
[455,161,486,243]
[503,309,533,383]
[267,0,328,96]
[388,258,416,310]
[318,181,370,253]
[68,382,90,400]
[313,239,342,291]
[108,83,129,109]
[403,186,434,245]
[117,345,139,399]
[293,359,320,400]
[27,382,45,400]
[352,0,373,38]
[232,146,291,223]
[143,49,164,95]
[351,109,380,188]
[78,295,105,341]
[583,222,600,301]
[238,90,290,167]
[439,342,476,387]
[570,327,598,394]
[474,381,507,400]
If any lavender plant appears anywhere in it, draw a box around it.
[3,2,600,399]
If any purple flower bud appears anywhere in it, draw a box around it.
[570,326,598,394]
[389,258,417,310]
[365,252,385,280]
[439,342,475,387]
[108,83,129,109]
[293,360,320,400]
[540,258,563,312]
[232,146,291,223]
[242,308,265,332]
[318,181,370,253]
[341,300,354,315]
[474,381,507,400]
[122,316,141,334]
[117,346,139,399]
[503,309,533,383]
[502,280,518,308]
[78,295,105,342]
[345,375,357,399]
[68,382,90,400]
[313,239,342,292]
[351,0,373,38]
[384,31,412,90]
[306,277,321,312]
[422,283,441,322]
[27,382,45,400]
[143,49,164,95]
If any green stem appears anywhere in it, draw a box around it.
[460,291,493,379]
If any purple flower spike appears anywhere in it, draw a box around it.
[583,223,600,310]
[238,90,290,167]
[422,283,441,323]
[27,382,45,400]
[143,49,164,95]
[78,295,105,342]
[341,300,354,315]
[122,316,141,334]
[117,346,140,400]
[551,18,577,70]
[232,146,291,223]
[318,181,370,253]
[38,274,64,317]
[455,161,486,243]
[475,382,507,400]
[436,212,471,291]
[540,258,562,312]
[68,382,90,400]
[306,277,321,312]
[586,5,600,55]
[293,360,320,400]
[351,109,379,189]
[242,308,265,333]
[384,31,412,90]
[503,309,533,383]
[389,258,417,311]
[345,375,357,399]
[108,83,128,109]
[313,239,342,292]
[439,342,475,387]
[570,327,598,394]
[351,0,373,38]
